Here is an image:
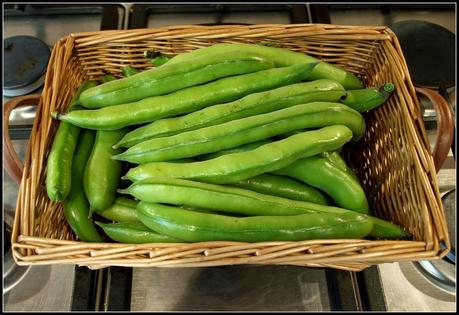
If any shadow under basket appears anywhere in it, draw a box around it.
[10,24,451,271]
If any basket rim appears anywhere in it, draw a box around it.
[68,23,391,36]
[67,23,394,47]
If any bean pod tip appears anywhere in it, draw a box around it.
[110,154,121,160]
[51,111,59,120]
[382,83,395,93]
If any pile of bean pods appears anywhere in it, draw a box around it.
[48,43,408,244]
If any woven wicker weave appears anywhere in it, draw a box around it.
[9,24,451,271]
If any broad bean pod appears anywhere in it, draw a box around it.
[96,221,182,243]
[46,80,98,202]
[115,79,346,148]
[54,62,318,130]
[273,155,370,214]
[83,129,127,215]
[319,151,359,181]
[167,43,364,89]
[195,140,271,161]
[340,83,395,112]
[137,202,373,242]
[123,125,353,184]
[122,177,409,239]
[121,177,333,217]
[63,129,103,242]
[201,141,357,182]
[229,174,331,205]
[114,102,365,164]
[80,51,275,108]
[96,197,139,223]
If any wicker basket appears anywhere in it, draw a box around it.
[6,24,453,271]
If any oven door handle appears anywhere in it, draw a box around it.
[3,94,41,185]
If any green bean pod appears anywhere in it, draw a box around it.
[167,43,364,89]
[46,80,98,202]
[115,79,346,148]
[123,125,353,184]
[96,222,182,243]
[96,197,140,223]
[229,174,330,205]
[53,63,318,130]
[113,102,365,164]
[83,129,127,216]
[80,51,275,108]
[121,177,409,239]
[273,155,370,214]
[340,83,395,112]
[63,129,103,242]
[137,202,373,242]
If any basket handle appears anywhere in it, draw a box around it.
[3,94,41,185]
[415,87,454,172]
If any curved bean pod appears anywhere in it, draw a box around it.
[137,202,373,242]
[195,140,271,161]
[80,51,275,108]
[123,125,353,184]
[46,80,98,202]
[114,102,365,164]
[83,129,127,215]
[273,155,370,214]
[167,43,364,89]
[115,79,346,148]
[229,174,330,205]
[63,129,103,242]
[319,151,359,181]
[96,197,140,223]
[340,83,395,112]
[96,222,182,243]
[121,177,409,239]
[53,63,318,130]
[121,177,331,216]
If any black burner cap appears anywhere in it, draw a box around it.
[4,35,51,89]
[391,20,455,89]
